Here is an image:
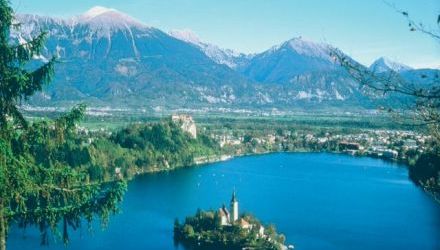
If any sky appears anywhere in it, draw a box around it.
[10,0,440,69]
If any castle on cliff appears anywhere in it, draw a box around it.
[171,114,197,139]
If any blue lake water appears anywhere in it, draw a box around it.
[8,153,440,249]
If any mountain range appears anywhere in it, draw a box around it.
[12,6,438,112]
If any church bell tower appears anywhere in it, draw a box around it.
[230,191,238,222]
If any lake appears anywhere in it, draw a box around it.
[8,153,440,249]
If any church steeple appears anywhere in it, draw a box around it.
[231,190,237,203]
[230,190,238,222]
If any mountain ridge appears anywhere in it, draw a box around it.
[12,7,438,112]
[169,29,252,69]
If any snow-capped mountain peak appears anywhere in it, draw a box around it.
[81,6,115,20]
[75,6,147,30]
[369,57,412,73]
[281,36,332,60]
[13,7,158,60]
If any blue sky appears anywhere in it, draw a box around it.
[10,0,440,68]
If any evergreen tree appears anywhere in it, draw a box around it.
[0,0,55,129]
[0,1,126,250]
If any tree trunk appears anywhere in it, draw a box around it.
[0,201,6,250]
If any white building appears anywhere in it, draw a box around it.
[230,191,239,222]
[218,204,230,226]
[219,191,239,225]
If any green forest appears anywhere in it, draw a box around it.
[87,120,220,180]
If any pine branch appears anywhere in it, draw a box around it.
[13,32,48,65]
[22,56,56,99]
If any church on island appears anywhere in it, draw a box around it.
[218,191,265,236]
[174,191,292,249]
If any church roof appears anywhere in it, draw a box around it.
[219,204,229,217]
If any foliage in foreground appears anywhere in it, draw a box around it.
[1,105,128,248]
[0,1,126,249]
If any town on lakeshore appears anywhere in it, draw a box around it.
[174,191,293,250]
[76,113,431,176]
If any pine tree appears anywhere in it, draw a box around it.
[0,1,126,250]
[0,0,56,129]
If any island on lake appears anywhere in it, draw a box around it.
[174,192,292,250]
